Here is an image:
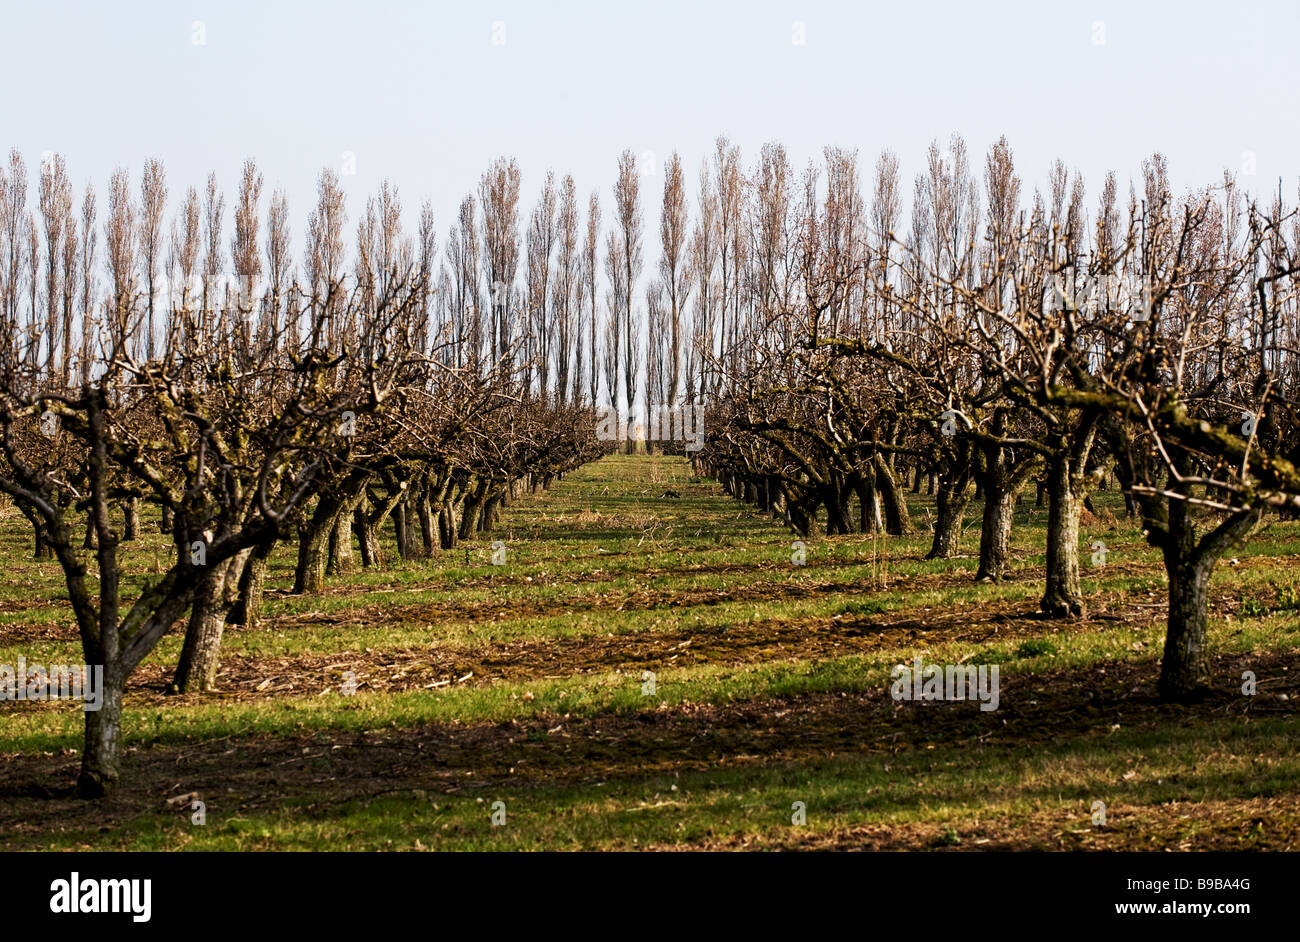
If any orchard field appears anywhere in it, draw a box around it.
[1,453,1297,851]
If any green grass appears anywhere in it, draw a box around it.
[35,712,1299,851]
[1,454,1298,851]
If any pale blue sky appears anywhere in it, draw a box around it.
[3,0,1296,261]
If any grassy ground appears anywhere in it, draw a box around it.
[1,454,1298,850]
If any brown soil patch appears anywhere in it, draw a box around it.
[1,651,1296,850]
[4,579,1258,710]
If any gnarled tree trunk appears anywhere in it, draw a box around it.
[294,471,367,594]
[354,503,384,567]
[926,442,974,560]
[329,499,358,574]
[976,481,1017,582]
[459,480,487,540]
[1154,498,1261,701]
[230,539,273,631]
[976,434,1037,583]
[173,558,238,693]
[78,669,123,798]
[1042,452,1084,617]
[873,453,913,536]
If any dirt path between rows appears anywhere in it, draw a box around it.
[1,651,1296,850]
[4,583,1233,708]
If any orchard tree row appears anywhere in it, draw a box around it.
[0,153,604,797]
[692,137,1300,703]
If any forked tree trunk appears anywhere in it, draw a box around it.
[294,474,366,594]
[440,501,459,550]
[926,443,974,559]
[770,479,787,520]
[230,540,273,631]
[976,438,1036,583]
[787,495,815,537]
[1159,555,1213,700]
[1155,503,1260,701]
[20,505,55,558]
